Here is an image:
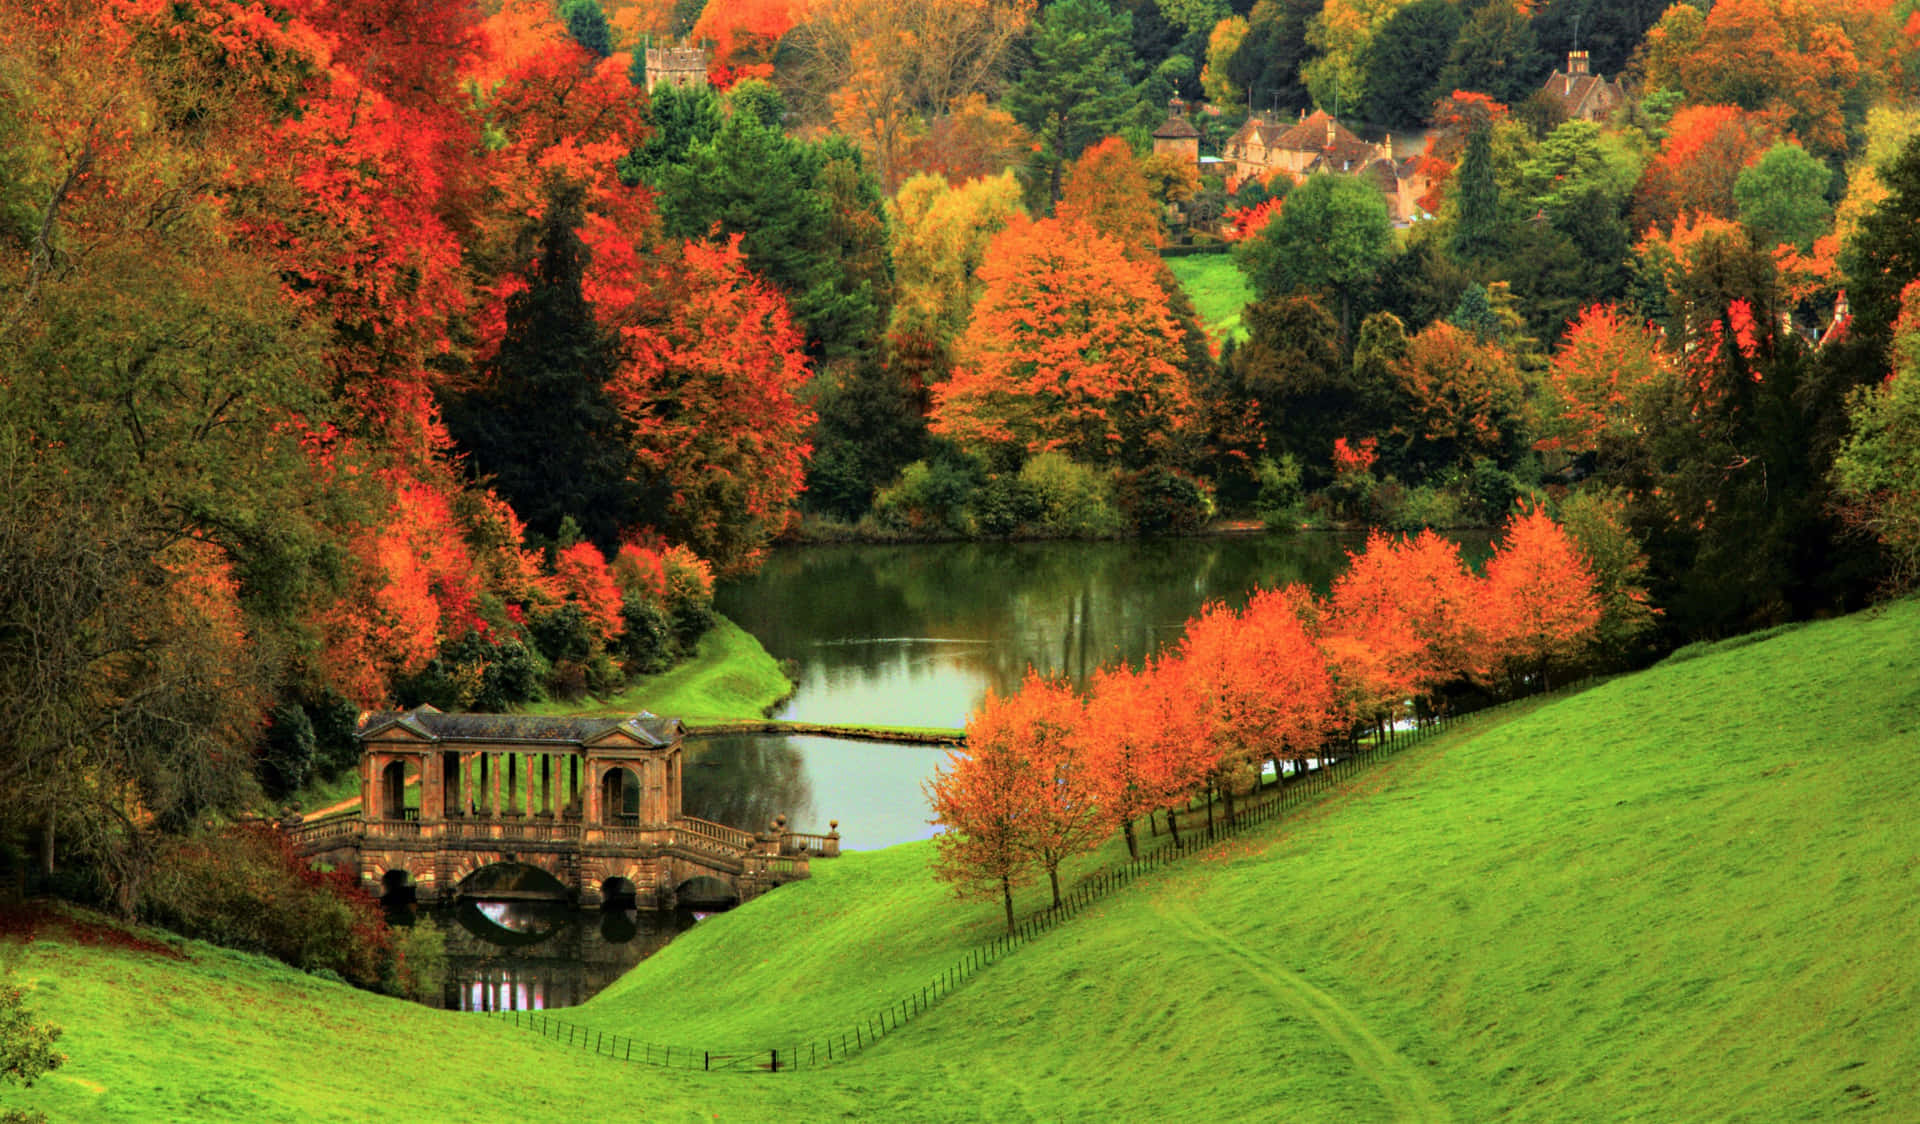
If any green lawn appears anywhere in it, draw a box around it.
[11,599,1918,1120]
[1165,251,1253,343]
[525,615,793,723]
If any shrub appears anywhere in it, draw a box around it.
[1467,458,1522,522]
[394,632,546,713]
[1021,453,1123,537]
[1253,455,1304,528]
[617,594,678,675]
[529,605,595,666]
[141,824,391,990]
[972,473,1045,536]
[1386,484,1465,531]
[660,546,716,648]
[383,917,447,1003]
[871,456,980,535]
[1116,466,1214,536]
[474,639,545,710]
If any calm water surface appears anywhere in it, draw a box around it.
[716,532,1488,729]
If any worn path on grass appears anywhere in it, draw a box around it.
[1152,895,1450,1123]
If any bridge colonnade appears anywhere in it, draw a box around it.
[286,707,818,909]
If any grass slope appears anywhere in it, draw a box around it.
[1165,252,1253,343]
[520,615,790,722]
[10,600,1917,1120]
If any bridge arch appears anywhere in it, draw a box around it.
[599,876,637,907]
[378,866,419,905]
[453,858,570,901]
[675,874,739,909]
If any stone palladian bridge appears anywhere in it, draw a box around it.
[283,706,839,909]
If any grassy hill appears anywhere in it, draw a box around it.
[1165,252,1253,344]
[9,600,1917,1120]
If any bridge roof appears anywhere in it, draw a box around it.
[357,705,681,749]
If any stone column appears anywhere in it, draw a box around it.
[422,751,441,825]
[360,751,377,825]
[489,753,502,818]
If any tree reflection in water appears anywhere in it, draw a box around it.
[718,533,1491,728]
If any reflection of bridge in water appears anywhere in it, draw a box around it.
[285,707,839,909]
[425,900,700,1011]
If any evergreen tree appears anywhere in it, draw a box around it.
[444,188,649,551]
[1449,281,1500,342]
[1361,0,1463,130]
[1432,0,1544,108]
[620,83,723,186]
[1226,0,1323,115]
[1004,0,1141,202]
[1449,118,1505,263]
[561,0,612,58]
[656,112,887,363]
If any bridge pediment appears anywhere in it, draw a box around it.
[359,706,441,743]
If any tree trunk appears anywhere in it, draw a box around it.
[1223,781,1237,827]
[1001,874,1015,935]
[1205,786,1216,839]
[1166,806,1181,847]
[1047,864,1061,909]
[41,815,54,879]
[1122,817,1139,861]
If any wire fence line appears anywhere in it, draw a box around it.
[479,677,1604,1072]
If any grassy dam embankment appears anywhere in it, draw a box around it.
[8,599,1918,1121]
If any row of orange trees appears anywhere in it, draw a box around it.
[927,507,1621,932]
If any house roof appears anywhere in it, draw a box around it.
[1540,70,1622,116]
[1154,111,1201,140]
[357,704,682,748]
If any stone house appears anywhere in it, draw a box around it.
[1539,50,1625,122]
[643,42,709,94]
[1221,108,1432,224]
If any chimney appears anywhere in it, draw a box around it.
[1326,114,1336,148]
[1569,50,1589,77]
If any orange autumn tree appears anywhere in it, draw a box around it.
[1175,587,1337,828]
[926,671,1073,932]
[605,236,816,574]
[1538,302,1681,468]
[1481,504,1601,692]
[791,0,1031,189]
[690,0,803,85]
[933,215,1197,469]
[1007,672,1109,909]
[1079,655,1212,859]
[1631,105,1775,234]
[1057,137,1163,259]
[1643,0,1889,161]
[1388,320,1527,473]
[1328,530,1489,706]
[895,94,1035,188]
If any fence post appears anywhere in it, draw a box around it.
[771,1048,779,1073]
[705,1051,710,1071]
